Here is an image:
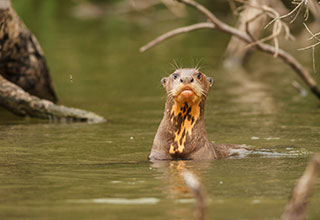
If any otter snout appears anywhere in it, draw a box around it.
[180,76,194,84]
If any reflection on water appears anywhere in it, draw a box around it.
[226,67,277,116]
[69,197,160,205]
[230,146,311,159]
[151,160,210,198]
[150,160,209,220]
[0,1,320,220]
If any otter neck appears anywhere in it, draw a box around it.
[164,96,206,155]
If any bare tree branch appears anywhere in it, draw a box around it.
[140,22,215,52]
[141,0,320,99]
[282,154,320,220]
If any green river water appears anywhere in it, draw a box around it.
[0,1,320,219]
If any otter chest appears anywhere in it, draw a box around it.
[168,101,200,155]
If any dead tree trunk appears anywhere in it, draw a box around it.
[224,0,288,68]
[0,1,57,102]
[224,0,267,68]
[0,1,105,122]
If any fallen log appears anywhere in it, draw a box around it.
[0,74,105,123]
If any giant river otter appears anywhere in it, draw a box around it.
[149,68,250,160]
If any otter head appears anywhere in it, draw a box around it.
[160,68,214,157]
[161,68,214,104]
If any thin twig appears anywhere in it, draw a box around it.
[312,46,316,74]
[299,24,318,74]
[298,23,320,74]
[139,22,215,52]
[298,41,320,51]
[265,0,308,28]
[303,23,320,42]
[308,32,320,41]
[299,23,320,74]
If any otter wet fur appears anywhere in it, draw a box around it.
[149,68,251,161]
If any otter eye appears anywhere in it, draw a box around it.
[196,73,202,80]
[172,73,179,80]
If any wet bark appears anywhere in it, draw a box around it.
[0,75,105,123]
[0,1,57,102]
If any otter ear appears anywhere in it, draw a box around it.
[207,77,214,87]
[161,77,168,88]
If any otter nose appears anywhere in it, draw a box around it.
[180,76,194,84]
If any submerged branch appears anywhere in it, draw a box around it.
[182,170,207,220]
[0,75,105,123]
[282,154,320,220]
